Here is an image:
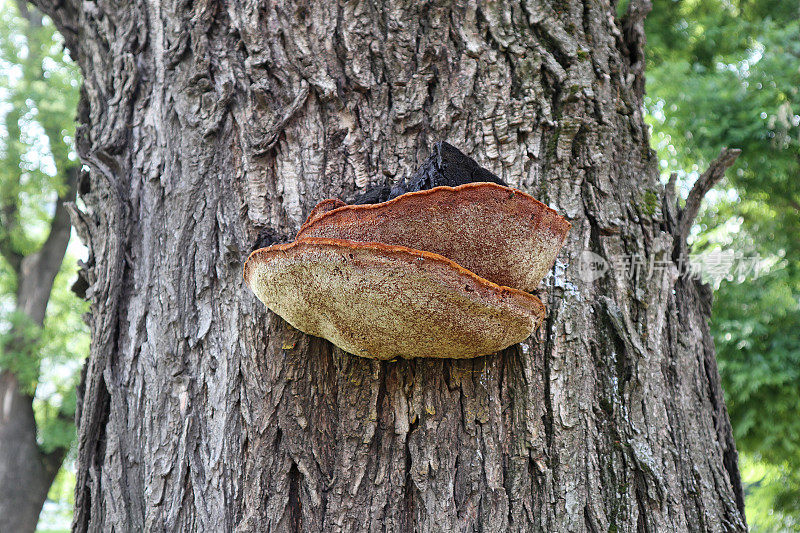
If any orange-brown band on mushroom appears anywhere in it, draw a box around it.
[244,237,545,360]
[299,198,347,234]
[295,182,570,292]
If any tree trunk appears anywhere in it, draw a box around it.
[0,164,77,532]
[0,373,64,532]
[35,0,746,531]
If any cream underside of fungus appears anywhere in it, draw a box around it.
[244,238,544,360]
[296,183,570,292]
[244,182,569,360]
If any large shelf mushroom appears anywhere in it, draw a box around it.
[296,183,570,292]
[244,182,570,360]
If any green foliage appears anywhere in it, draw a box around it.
[741,454,800,532]
[0,311,44,394]
[0,1,81,254]
[646,0,800,523]
[0,3,85,530]
[616,0,632,19]
[713,271,800,462]
[36,456,74,533]
[34,254,88,454]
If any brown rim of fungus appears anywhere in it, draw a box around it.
[298,182,569,234]
[301,198,347,231]
[295,182,571,292]
[243,237,546,359]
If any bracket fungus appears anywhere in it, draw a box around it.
[244,238,545,360]
[296,183,570,292]
[244,146,570,360]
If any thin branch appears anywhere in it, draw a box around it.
[0,108,24,273]
[676,147,741,246]
[0,177,23,271]
[0,237,23,273]
[14,1,42,29]
[16,165,79,325]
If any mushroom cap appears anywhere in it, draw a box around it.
[244,238,544,360]
[296,183,570,292]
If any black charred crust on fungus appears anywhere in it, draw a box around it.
[251,228,289,252]
[350,184,392,206]
[352,141,506,204]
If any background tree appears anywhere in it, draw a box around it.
[33,0,749,530]
[645,1,800,529]
[0,2,86,532]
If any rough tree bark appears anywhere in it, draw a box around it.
[34,0,746,531]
